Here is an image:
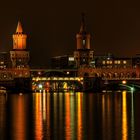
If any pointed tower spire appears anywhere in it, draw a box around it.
[16,21,23,33]
[80,13,86,34]
[13,21,27,50]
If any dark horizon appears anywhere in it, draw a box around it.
[0,0,140,68]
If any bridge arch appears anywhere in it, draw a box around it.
[41,70,67,77]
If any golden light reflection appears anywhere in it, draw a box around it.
[11,95,26,140]
[70,92,76,140]
[34,93,43,140]
[77,93,83,140]
[65,93,71,140]
[42,92,46,121]
[122,91,128,140]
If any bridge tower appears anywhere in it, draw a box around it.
[10,21,29,69]
[74,13,94,68]
[10,21,30,78]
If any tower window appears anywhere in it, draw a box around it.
[123,60,127,64]
[83,39,86,46]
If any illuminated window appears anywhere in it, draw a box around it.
[67,71,70,75]
[118,60,121,64]
[107,61,110,64]
[68,57,74,61]
[0,61,4,64]
[83,39,86,45]
[102,61,105,64]
[114,60,118,64]
[123,60,127,64]
[115,60,121,64]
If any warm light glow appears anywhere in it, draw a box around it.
[65,93,71,140]
[38,84,43,89]
[123,61,127,64]
[67,71,70,75]
[122,80,127,84]
[13,35,27,50]
[77,93,83,140]
[110,61,112,64]
[34,93,43,140]
[107,61,110,64]
[68,57,74,61]
[77,78,81,82]
[13,22,27,50]
[118,60,121,64]
[11,95,27,140]
[63,82,68,90]
[102,61,105,64]
[122,91,128,140]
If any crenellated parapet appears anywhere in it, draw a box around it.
[78,67,140,78]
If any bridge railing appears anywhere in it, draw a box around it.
[102,77,140,80]
[32,77,83,81]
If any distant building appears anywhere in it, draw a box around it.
[51,55,75,69]
[0,52,11,69]
[74,13,94,68]
[94,54,132,68]
[50,14,140,79]
[10,21,30,69]
[51,14,94,69]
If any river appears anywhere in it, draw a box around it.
[0,90,140,140]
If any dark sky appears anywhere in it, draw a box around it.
[0,0,140,68]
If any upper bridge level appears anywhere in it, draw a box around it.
[30,69,78,77]
[78,67,140,79]
[0,68,30,81]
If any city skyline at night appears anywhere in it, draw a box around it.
[0,0,140,68]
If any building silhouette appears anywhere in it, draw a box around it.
[74,13,94,68]
[10,21,29,69]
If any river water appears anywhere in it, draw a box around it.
[0,91,140,140]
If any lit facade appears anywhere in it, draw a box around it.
[51,55,75,69]
[10,21,29,68]
[74,14,94,68]
[50,14,140,79]
[0,52,11,69]
[0,21,30,82]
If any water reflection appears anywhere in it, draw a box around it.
[0,95,6,140]
[33,93,43,140]
[0,91,138,139]
[77,93,83,140]
[122,91,128,140]
[6,94,29,140]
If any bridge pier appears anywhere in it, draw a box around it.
[0,77,32,93]
[14,78,32,93]
[83,76,102,92]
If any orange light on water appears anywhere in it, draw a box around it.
[122,91,128,140]
[122,80,127,84]
[77,93,83,140]
[34,93,43,140]
[65,93,71,140]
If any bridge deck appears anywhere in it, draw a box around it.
[32,77,83,81]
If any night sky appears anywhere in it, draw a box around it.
[0,0,140,68]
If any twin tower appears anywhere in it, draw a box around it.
[74,14,94,68]
[10,15,93,69]
[10,21,29,69]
